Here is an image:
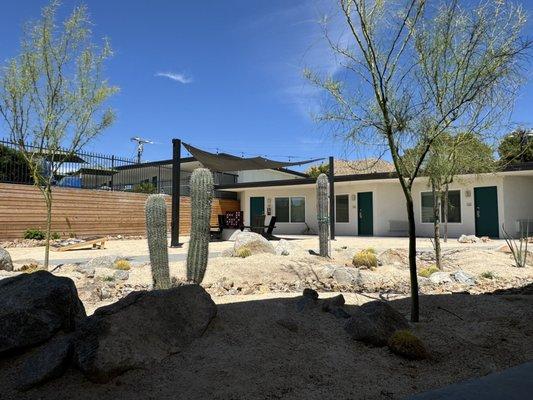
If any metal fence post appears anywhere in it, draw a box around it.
[110,155,115,191]
[170,139,182,247]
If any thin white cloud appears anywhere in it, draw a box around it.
[155,72,193,84]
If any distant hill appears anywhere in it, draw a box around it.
[306,158,395,177]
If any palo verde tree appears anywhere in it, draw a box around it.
[0,0,118,269]
[306,0,530,321]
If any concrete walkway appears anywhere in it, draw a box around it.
[407,361,533,399]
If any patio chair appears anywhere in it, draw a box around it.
[250,215,266,234]
[264,216,278,239]
[210,214,226,241]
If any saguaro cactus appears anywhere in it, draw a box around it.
[316,173,330,257]
[186,168,214,283]
[145,194,170,289]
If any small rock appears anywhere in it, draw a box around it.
[84,255,123,270]
[322,294,345,312]
[275,239,291,256]
[17,334,73,390]
[332,267,360,286]
[233,232,276,255]
[276,318,298,332]
[452,270,476,286]
[76,264,95,278]
[113,270,129,281]
[429,272,453,285]
[344,301,409,346]
[0,247,13,271]
[458,234,480,244]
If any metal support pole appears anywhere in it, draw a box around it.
[329,156,335,240]
[170,139,182,247]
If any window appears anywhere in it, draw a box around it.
[275,196,306,223]
[336,195,349,223]
[290,197,305,222]
[421,190,461,223]
[275,198,290,222]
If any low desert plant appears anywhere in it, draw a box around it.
[364,247,376,254]
[133,181,157,194]
[103,276,114,282]
[51,232,61,240]
[114,259,131,270]
[235,248,252,258]
[352,250,378,269]
[20,263,42,273]
[502,224,529,268]
[480,271,495,279]
[418,265,439,278]
[23,228,45,240]
[388,330,429,360]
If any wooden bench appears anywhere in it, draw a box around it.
[51,237,107,252]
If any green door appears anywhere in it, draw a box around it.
[357,192,373,236]
[474,186,499,238]
[250,197,265,224]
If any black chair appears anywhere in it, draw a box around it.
[250,215,266,234]
[264,216,277,238]
[210,214,226,241]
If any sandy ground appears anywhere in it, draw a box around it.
[1,290,532,400]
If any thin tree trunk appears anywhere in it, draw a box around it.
[432,182,442,269]
[43,185,52,270]
[406,196,420,322]
[443,183,449,243]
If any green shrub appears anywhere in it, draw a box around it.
[418,265,439,278]
[352,250,378,269]
[103,276,115,282]
[364,247,376,254]
[480,271,495,279]
[23,229,45,240]
[388,330,429,360]
[114,259,131,270]
[133,182,157,194]
[235,248,252,258]
[51,232,61,240]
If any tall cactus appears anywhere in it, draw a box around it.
[186,168,214,283]
[145,194,170,289]
[316,173,330,257]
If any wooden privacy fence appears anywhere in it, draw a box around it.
[0,183,240,240]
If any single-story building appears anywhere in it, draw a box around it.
[216,162,533,239]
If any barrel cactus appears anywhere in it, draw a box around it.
[316,173,329,257]
[186,168,214,284]
[145,194,170,289]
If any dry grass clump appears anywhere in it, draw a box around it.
[114,259,131,270]
[388,330,429,360]
[352,250,378,269]
[20,263,42,273]
[480,271,495,279]
[235,248,252,258]
[418,265,439,278]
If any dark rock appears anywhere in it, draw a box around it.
[330,307,351,319]
[0,246,13,271]
[73,284,217,383]
[321,294,345,312]
[303,288,319,300]
[0,271,86,355]
[17,334,73,390]
[276,318,298,333]
[296,296,317,312]
[344,301,409,346]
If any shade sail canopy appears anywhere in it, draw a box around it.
[183,143,323,172]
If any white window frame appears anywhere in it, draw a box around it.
[274,196,306,223]
[420,189,462,224]
[335,193,350,223]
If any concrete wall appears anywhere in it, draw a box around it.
[236,169,302,183]
[237,172,531,238]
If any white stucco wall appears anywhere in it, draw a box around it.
[234,171,533,238]
[236,169,303,183]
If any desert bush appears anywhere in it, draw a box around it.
[133,182,157,194]
[114,259,131,270]
[352,250,378,269]
[388,330,429,360]
[364,247,376,254]
[480,271,495,279]
[418,265,439,278]
[235,247,252,258]
[23,229,45,240]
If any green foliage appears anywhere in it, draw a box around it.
[498,130,533,164]
[186,168,214,284]
[0,145,32,183]
[133,182,157,194]
[502,224,530,268]
[316,173,329,257]
[418,265,439,278]
[103,276,114,282]
[24,229,45,240]
[114,259,131,270]
[352,250,378,269]
[480,271,495,279]
[364,247,376,254]
[388,330,429,360]
[235,248,252,258]
[145,194,170,289]
[307,163,329,179]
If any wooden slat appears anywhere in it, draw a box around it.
[0,183,239,239]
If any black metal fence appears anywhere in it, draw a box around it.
[0,138,237,198]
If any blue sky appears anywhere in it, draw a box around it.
[1,1,532,168]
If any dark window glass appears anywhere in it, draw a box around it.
[290,197,305,222]
[421,192,434,223]
[443,190,461,223]
[336,195,349,223]
[275,197,289,222]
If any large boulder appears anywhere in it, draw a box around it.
[344,301,409,346]
[0,246,13,271]
[233,231,275,255]
[429,271,453,285]
[73,284,217,383]
[0,271,86,356]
